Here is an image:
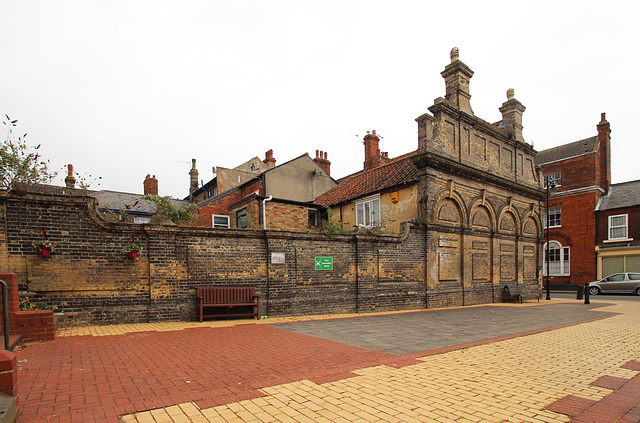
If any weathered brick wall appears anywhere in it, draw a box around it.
[265,202,310,231]
[0,189,535,325]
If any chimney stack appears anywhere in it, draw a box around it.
[144,174,158,196]
[363,130,388,170]
[189,159,199,200]
[597,112,611,193]
[65,164,76,189]
[313,150,331,176]
[264,149,276,169]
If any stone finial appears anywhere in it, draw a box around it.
[450,47,459,62]
[507,88,515,100]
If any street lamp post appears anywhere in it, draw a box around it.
[545,181,555,300]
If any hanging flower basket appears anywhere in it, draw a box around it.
[123,243,142,258]
[33,240,55,256]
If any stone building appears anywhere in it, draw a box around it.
[321,48,544,302]
[413,48,543,301]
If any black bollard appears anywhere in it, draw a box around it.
[584,283,590,304]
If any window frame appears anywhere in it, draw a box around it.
[543,241,571,276]
[544,206,562,228]
[133,216,152,224]
[236,208,248,229]
[355,194,381,229]
[212,214,230,228]
[608,214,628,240]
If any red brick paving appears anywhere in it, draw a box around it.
[16,324,417,422]
[547,360,640,423]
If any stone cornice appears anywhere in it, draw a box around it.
[413,152,545,200]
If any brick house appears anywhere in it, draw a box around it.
[535,114,612,286]
[191,151,336,231]
[595,179,640,278]
[316,138,419,234]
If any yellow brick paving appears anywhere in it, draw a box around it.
[111,299,640,422]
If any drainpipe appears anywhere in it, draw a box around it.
[262,195,273,230]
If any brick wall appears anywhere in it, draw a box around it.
[0,188,540,326]
[597,206,640,244]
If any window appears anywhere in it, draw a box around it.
[134,216,152,224]
[236,208,248,228]
[608,214,628,240]
[212,215,230,228]
[543,172,561,188]
[543,241,570,276]
[544,206,561,228]
[355,195,380,228]
[308,210,319,228]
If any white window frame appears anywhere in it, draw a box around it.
[543,241,570,276]
[355,194,381,228]
[544,206,561,228]
[212,215,230,228]
[543,172,561,189]
[608,214,628,240]
[133,216,152,224]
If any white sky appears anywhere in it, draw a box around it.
[2,1,639,199]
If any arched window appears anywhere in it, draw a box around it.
[543,241,570,276]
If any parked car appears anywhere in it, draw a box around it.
[588,273,640,295]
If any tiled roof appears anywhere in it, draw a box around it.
[316,152,418,206]
[598,180,640,211]
[535,136,598,166]
[92,190,192,215]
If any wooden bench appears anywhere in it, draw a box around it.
[502,284,540,304]
[197,287,260,322]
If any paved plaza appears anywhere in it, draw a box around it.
[16,298,640,422]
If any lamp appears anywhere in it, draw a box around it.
[545,181,556,300]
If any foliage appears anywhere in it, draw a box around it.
[141,195,198,225]
[122,243,143,253]
[19,297,55,311]
[1,115,56,190]
[322,207,349,235]
[32,240,55,252]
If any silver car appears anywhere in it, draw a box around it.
[588,273,640,295]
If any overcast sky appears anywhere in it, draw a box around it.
[2,1,638,199]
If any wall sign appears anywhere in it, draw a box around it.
[271,252,285,264]
[315,257,333,270]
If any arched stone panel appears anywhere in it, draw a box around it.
[471,206,492,230]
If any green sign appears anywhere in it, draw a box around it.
[315,257,333,270]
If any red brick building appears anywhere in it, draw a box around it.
[191,151,336,231]
[535,113,611,286]
[595,179,640,278]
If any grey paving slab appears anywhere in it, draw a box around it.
[270,303,614,355]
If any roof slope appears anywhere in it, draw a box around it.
[316,152,418,206]
[598,180,640,211]
[93,190,192,215]
[535,136,598,166]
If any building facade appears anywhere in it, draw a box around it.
[536,114,611,285]
[191,151,336,231]
[320,48,544,303]
[595,179,640,278]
